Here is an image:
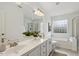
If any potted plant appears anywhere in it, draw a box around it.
[22,31,40,39]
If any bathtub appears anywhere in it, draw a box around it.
[52,37,77,51]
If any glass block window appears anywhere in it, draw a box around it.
[53,20,68,33]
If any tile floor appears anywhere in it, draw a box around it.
[51,47,78,56]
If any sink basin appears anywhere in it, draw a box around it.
[0,44,26,56]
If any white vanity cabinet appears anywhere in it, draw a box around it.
[22,39,53,56]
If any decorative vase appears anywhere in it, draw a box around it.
[0,43,6,52]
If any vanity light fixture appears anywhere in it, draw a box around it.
[34,8,45,16]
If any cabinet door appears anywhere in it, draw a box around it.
[47,39,52,56]
[28,46,41,56]
[41,41,47,56]
[72,17,79,51]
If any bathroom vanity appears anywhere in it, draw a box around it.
[0,3,53,56]
[0,38,53,56]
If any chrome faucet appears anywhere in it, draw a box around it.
[1,33,6,43]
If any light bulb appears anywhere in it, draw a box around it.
[34,9,44,16]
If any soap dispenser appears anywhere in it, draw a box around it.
[0,33,6,52]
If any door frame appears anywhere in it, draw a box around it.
[72,16,79,52]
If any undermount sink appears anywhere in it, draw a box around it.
[3,45,25,55]
[0,44,26,56]
[0,41,18,53]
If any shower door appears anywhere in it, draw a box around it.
[76,22,79,53]
[72,16,79,53]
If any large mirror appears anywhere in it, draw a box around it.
[22,3,44,36]
[24,18,43,33]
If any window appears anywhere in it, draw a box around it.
[53,20,68,33]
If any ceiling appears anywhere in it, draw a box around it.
[24,2,79,16]
[1,2,79,20]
